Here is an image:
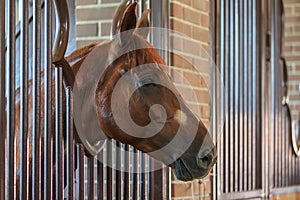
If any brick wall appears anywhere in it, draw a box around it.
[283,0,300,120]
[75,0,123,48]
[169,0,211,199]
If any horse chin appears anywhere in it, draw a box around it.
[171,155,217,181]
[171,159,194,181]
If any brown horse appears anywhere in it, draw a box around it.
[71,1,216,181]
[13,0,216,185]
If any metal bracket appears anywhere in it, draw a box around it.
[52,0,75,88]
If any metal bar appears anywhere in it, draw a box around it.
[141,154,146,199]
[224,0,230,193]
[52,0,70,64]
[234,0,239,192]
[55,67,64,200]
[116,142,122,200]
[252,0,257,190]
[261,0,268,194]
[66,86,74,199]
[88,157,95,200]
[219,0,225,194]
[243,0,249,191]
[0,0,6,198]
[270,0,279,189]
[247,0,253,190]
[229,0,234,192]
[43,0,53,199]
[52,0,74,89]
[32,0,42,198]
[124,144,130,199]
[239,0,245,192]
[19,0,29,199]
[107,141,113,200]
[97,159,104,200]
[133,148,139,200]
[78,144,85,200]
[7,0,16,198]
[210,0,218,197]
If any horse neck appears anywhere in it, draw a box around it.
[65,42,99,75]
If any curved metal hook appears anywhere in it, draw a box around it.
[52,0,75,88]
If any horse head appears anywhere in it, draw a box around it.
[74,1,216,181]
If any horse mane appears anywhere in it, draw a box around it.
[66,42,99,65]
[65,42,99,75]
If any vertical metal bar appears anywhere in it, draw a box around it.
[32,0,42,198]
[252,0,257,190]
[260,0,268,193]
[55,67,64,200]
[66,87,74,199]
[224,0,230,193]
[239,0,245,192]
[210,0,218,197]
[141,154,146,199]
[270,0,278,190]
[243,0,249,191]
[7,0,16,198]
[107,141,113,200]
[44,0,53,199]
[234,0,239,192]
[19,0,29,199]
[219,0,225,194]
[97,159,104,200]
[124,144,130,199]
[0,0,6,198]
[78,145,85,200]
[229,0,234,192]
[88,157,95,200]
[247,0,253,190]
[133,148,139,200]
[116,142,122,200]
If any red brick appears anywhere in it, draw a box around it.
[171,2,183,18]
[182,71,205,88]
[102,0,122,3]
[183,39,201,56]
[171,54,194,70]
[183,7,201,25]
[77,6,117,21]
[77,23,98,37]
[192,26,209,43]
[171,182,194,197]
[171,35,183,52]
[193,58,210,74]
[201,14,210,27]
[76,0,97,6]
[285,35,300,42]
[283,0,300,3]
[172,68,183,84]
[286,16,300,23]
[285,55,300,61]
[193,0,210,12]
[171,19,192,37]
[101,22,111,36]
[179,0,192,6]
[201,106,210,119]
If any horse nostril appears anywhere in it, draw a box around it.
[198,149,214,168]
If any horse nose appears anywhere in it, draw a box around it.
[197,146,216,169]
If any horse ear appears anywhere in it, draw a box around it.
[115,2,137,46]
[111,0,132,37]
[120,2,137,33]
[135,9,150,39]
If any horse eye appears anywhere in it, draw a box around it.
[143,82,157,87]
